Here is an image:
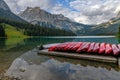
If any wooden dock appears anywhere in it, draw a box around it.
[38,49,118,63]
[37,43,120,67]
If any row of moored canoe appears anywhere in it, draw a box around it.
[49,42,120,56]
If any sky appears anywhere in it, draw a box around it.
[4,0,120,24]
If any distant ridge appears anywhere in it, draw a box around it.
[87,11,120,35]
[0,0,26,23]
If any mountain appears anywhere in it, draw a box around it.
[18,7,91,34]
[0,1,76,37]
[0,0,26,22]
[0,0,10,11]
[87,12,120,35]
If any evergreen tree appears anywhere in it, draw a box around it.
[0,24,5,37]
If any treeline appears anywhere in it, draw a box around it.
[0,24,5,37]
[0,18,76,37]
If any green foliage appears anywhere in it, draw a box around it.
[0,18,76,37]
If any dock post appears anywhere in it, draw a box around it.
[117,57,120,68]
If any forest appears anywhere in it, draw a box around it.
[0,18,76,37]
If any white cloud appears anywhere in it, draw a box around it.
[69,0,120,24]
[51,4,70,15]
[4,0,57,13]
[4,0,120,24]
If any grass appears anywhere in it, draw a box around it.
[0,23,29,50]
[3,23,28,38]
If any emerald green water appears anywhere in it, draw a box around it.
[0,36,120,80]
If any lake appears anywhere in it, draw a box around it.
[0,36,120,80]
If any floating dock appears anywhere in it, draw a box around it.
[38,49,119,64]
[38,43,120,66]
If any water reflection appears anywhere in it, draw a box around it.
[0,36,120,79]
[0,37,74,50]
[5,49,120,80]
[0,38,6,49]
[23,37,74,46]
[117,37,120,43]
[0,36,119,50]
[0,37,74,74]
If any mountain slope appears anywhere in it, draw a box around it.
[87,12,120,35]
[18,7,91,34]
[0,0,26,22]
[0,0,10,11]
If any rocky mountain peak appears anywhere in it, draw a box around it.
[26,7,41,11]
[32,7,42,13]
[34,7,41,10]
[26,7,32,10]
[21,6,45,16]
[0,0,10,11]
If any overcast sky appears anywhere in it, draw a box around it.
[4,0,120,24]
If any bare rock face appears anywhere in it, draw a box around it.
[18,7,91,34]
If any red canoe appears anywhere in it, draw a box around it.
[49,42,69,51]
[87,42,95,53]
[49,42,120,57]
[64,42,74,51]
[53,43,65,51]
[112,44,120,56]
[80,42,90,52]
[58,42,71,51]
[105,44,112,55]
[98,43,106,54]
[71,42,83,51]
[76,42,87,52]
[67,42,78,50]
[49,43,62,51]
[93,43,100,53]
[117,44,120,50]
[49,46,57,51]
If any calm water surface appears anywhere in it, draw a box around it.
[0,36,120,80]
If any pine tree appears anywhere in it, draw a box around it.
[0,24,5,37]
